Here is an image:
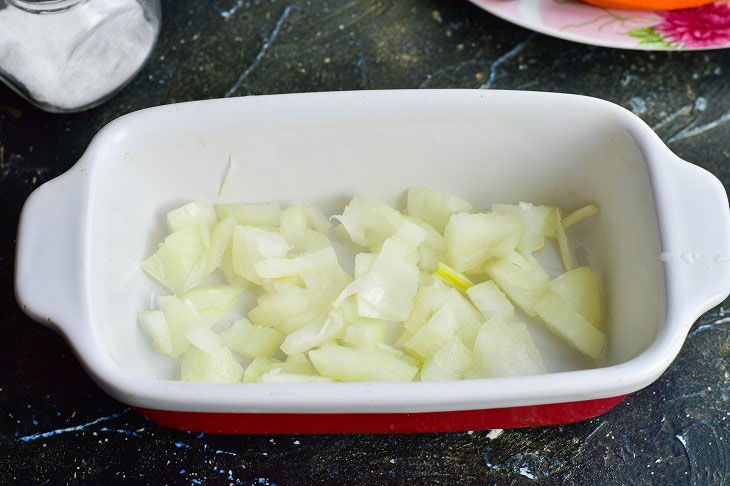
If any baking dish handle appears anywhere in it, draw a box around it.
[15,166,89,340]
[660,156,730,327]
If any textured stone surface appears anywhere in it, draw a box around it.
[1,0,730,484]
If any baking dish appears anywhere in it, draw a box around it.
[15,90,730,434]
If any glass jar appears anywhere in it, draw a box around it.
[0,0,161,113]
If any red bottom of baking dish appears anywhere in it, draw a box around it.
[134,395,627,434]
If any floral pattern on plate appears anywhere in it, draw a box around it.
[470,0,730,50]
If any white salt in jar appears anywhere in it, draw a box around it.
[0,0,160,113]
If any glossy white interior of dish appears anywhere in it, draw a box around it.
[90,91,664,377]
[17,90,730,413]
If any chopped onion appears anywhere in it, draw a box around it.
[466,280,515,321]
[140,189,603,384]
[473,316,545,378]
[138,310,172,355]
[280,311,346,355]
[534,292,605,358]
[141,223,210,295]
[433,262,473,291]
[217,202,282,227]
[421,336,474,382]
[562,204,598,229]
[492,202,557,254]
[485,251,550,317]
[218,151,237,197]
[167,201,217,233]
[444,212,521,273]
[309,344,418,382]
[555,209,575,271]
[549,266,602,328]
[231,226,291,285]
[221,318,284,358]
[181,327,244,383]
[403,304,458,360]
[406,186,475,233]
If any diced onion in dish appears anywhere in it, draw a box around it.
[232,226,291,285]
[466,280,515,321]
[562,205,598,229]
[403,304,459,360]
[280,311,347,355]
[434,262,473,292]
[534,292,605,358]
[243,354,315,382]
[181,327,244,383]
[555,209,575,272]
[139,187,604,382]
[342,320,389,349]
[309,344,418,382]
[472,316,546,377]
[182,285,243,326]
[216,202,282,227]
[421,336,474,382]
[280,203,332,236]
[549,266,602,328]
[138,310,171,355]
[167,201,217,233]
[485,251,550,317]
[444,212,522,273]
[492,202,557,254]
[332,195,404,249]
[157,296,205,357]
[220,318,284,358]
[305,204,332,234]
[207,217,237,274]
[406,186,475,233]
[141,223,210,295]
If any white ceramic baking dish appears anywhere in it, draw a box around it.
[15,90,730,434]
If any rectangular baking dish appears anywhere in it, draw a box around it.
[15,90,730,433]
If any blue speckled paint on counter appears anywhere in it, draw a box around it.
[1,0,730,483]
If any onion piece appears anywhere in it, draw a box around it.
[492,202,557,254]
[534,292,605,358]
[166,201,217,233]
[221,318,284,358]
[473,316,545,378]
[550,266,602,329]
[218,151,237,197]
[444,212,522,273]
[403,304,458,361]
[485,251,550,317]
[280,311,346,355]
[555,209,576,271]
[138,310,172,355]
[433,262,473,291]
[231,226,291,285]
[466,280,515,321]
[217,202,282,227]
[141,223,210,294]
[562,204,598,229]
[421,336,474,382]
[181,327,244,383]
[406,186,475,233]
[309,344,418,382]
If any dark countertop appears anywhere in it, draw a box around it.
[2,1,730,484]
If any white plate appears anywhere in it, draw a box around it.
[470,0,730,50]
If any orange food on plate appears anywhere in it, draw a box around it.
[580,0,716,10]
